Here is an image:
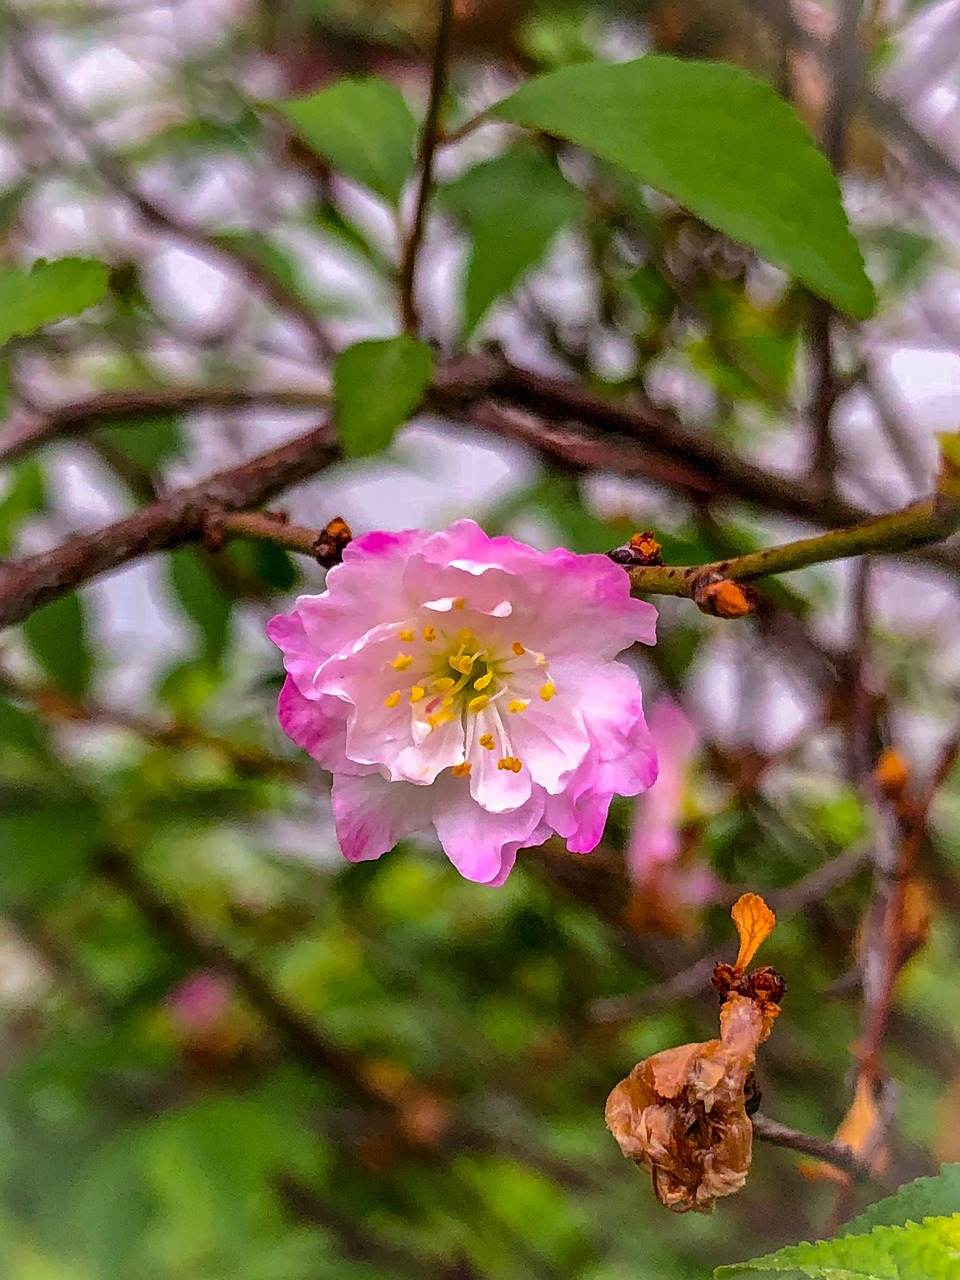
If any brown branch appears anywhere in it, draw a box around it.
[0,417,339,628]
[2,352,958,631]
[859,728,960,1081]
[0,387,330,465]
[749,0,960,190]
[399,0,455,333]
[751,1113,879,1183]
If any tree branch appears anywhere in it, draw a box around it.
[751,1113,880,1183]
[399,0,455,333]
[0,387,330,465]
[0,418,339,628]
[624,493,960,604]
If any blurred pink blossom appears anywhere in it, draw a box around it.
[268,520,659,885]
[627,698,717,932]
[166,970,233,1036]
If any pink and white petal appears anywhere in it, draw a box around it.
[311,627,432,772]
[276,677,360,773]
[293,529,429,658]
[431,778,546,884]
[500,696,590,794]
[515,548,657,659]
[267,611,328,697]
[554,659,658,797]
[330,771,434,864]
[393,715,466,784]
[564,788,616,855]
[467,709,532,813]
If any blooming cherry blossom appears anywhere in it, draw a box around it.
[268,520,658,885]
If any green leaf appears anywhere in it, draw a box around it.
[0,694,46,755]
[491,56,875,318]
[441,144,582,334]
[333,335,434,458]
[168,548,233,668]
[0,257,109,346]
[0,459,46,556]
[0,789,98,905]
[277,76,417,206]
[22,592,92,698]
[715,1214,960,1279]
[840,1166,960,1236]
[94,413,183,473]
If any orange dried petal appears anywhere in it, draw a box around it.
[731,893,776,973]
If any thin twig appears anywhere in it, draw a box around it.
[859,729,960,1080]
[97,846,392,1112]
[751,1113,879,1183]
[399,0,455,333]
[0,417,339,628]
[7,16,332,357]
[0,387,330,465]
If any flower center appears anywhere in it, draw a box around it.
[381,612,557,778]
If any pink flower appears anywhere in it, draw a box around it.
[268,520,658,885]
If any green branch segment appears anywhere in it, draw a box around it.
[627,493,960,606]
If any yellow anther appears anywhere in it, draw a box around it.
[423,625,436,642]
[497,756,523,773]
[473,671,493,691]
[451,762,472,778]
[467,694,489,715]
[398,628,415,642]
[427,710,454,730]
[433,677,456,691]
[440,695,454,709]
[449,654,474,674]
[512,642,525,656]
[508,698,529,714]
[410,686,425,704]
[384,690,402,709]
[479,733,495,750]
[391,653,413,671]
[453,597,465,610]
[540,682,555,702]
[510,757,523,773]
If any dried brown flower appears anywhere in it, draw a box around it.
[605,893,782,1212]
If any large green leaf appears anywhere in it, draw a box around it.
[22,592,92,698]
[441,143,582,334]
[716,1214,960,1279]
[333,335,434,458]
[0,257,109,346]
[277,76,417,206]
[491,56,875,318]
[841,1165,960,1236]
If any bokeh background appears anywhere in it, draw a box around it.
[1,1,960,1277]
